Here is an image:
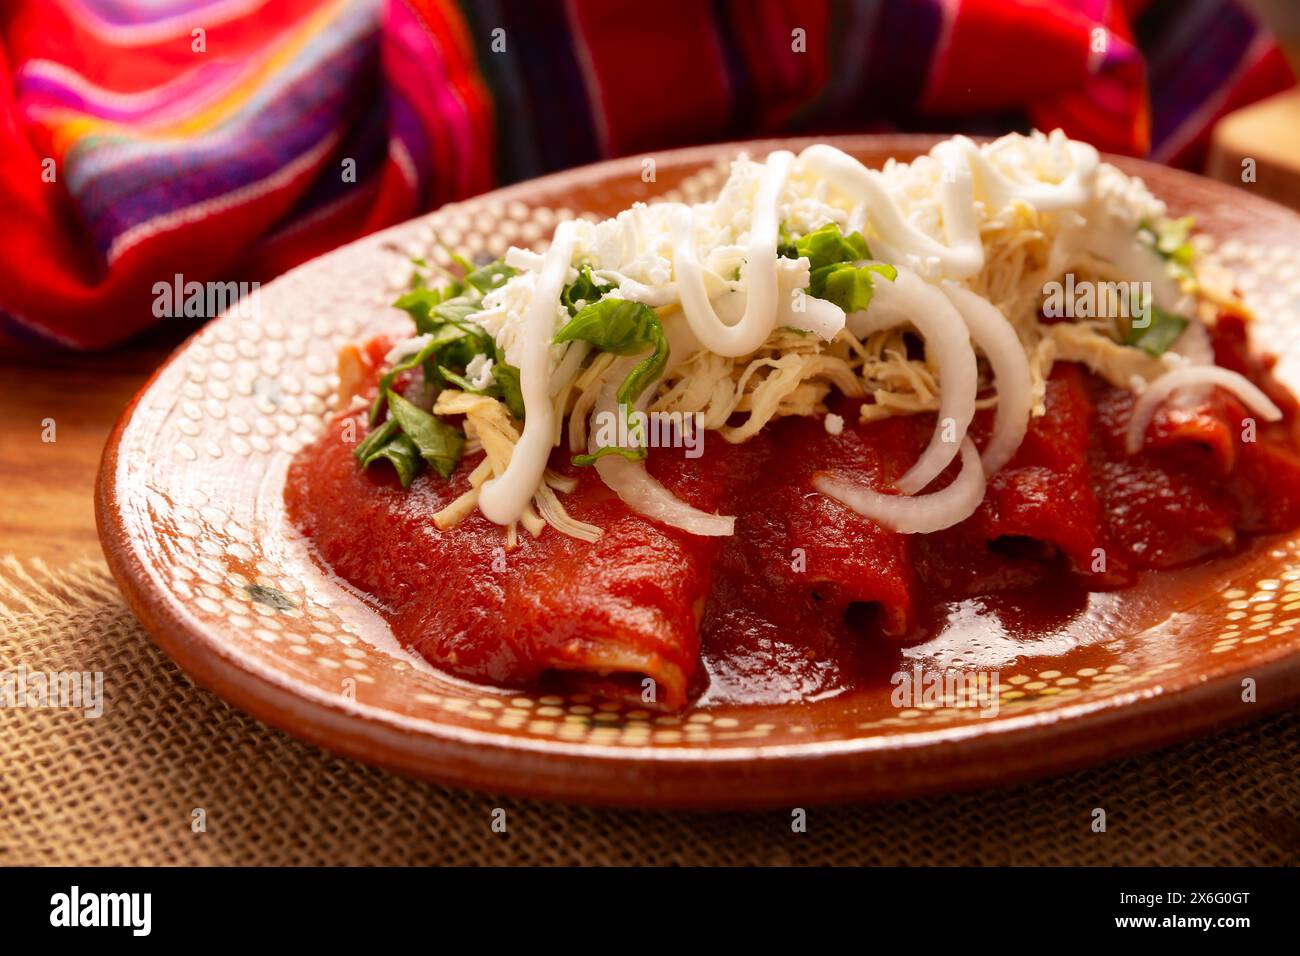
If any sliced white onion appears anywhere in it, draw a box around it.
[848,266,978,494]
[590,357,736,536]
[940,283,1032,474]
[595,453,736,537]
[814,438,986,534]
[776,257,845,340]
[1125,364,1283,455]
[1160,320,1215,413]
[549,340,591,398]
[784,295,846,340]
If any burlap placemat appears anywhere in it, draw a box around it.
[1,555,1297,866]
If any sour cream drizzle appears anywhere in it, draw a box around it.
[672,150,794,357]
[476,133,1191,536]
[478,220,577,526]
[483,152,800,527]
[798,136,1099,279]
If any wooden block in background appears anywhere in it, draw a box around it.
[1208,88,1300,212]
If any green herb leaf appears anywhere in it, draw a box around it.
[490,355,526,419]
[561,265,612,316]
[393,286,461,332]
[436,367,484,394]
[555,298,668,407]
[426,295,486,331]
[433,358,519,413]
[1124,305,1189,357]
[554,298,668,465]
[790,223,871,271]
[386,257,526,425]
[435,357,525,422]
[571,445,647,467]
[368,336,438,424]
[1138,217,1196,279]
[356,254,527,488]
[354,418,399,462]
[553,298,661,358]
[358,427,423,487]
[386,389,465,479]
[433,323,493,371]
[393,270,498,334]
[778,223,894,314]
[810,262,896,314]
[777,223,798,260]
[463,260,516,295]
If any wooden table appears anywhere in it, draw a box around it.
[0,326,190,564]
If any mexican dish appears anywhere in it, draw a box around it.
[286,131,1300,711]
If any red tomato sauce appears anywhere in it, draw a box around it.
[285,314,1300,710]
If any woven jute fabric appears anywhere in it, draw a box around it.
[2,555,1298,867]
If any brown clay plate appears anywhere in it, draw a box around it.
[97,135,1300,808]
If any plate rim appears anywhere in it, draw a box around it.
[96,133,1300,808]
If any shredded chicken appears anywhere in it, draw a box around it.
[431,390,601,544]
[361,135,1254,543]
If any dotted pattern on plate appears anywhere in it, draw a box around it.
[115,158,1300,747]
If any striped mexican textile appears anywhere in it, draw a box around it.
[0,0,1293,349]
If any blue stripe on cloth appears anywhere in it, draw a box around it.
[1136,0,1260,153]
[278,65,388,223]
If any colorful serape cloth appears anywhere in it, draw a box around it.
[0,0,1293,349]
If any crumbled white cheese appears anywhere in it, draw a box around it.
[398,130,1224,542]
[1090,161,1166,230]
[473,268,573,374]
[464,352,495,390]
[471,155,852,345]
[470,131,1174,366]
[385,333,432,365]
